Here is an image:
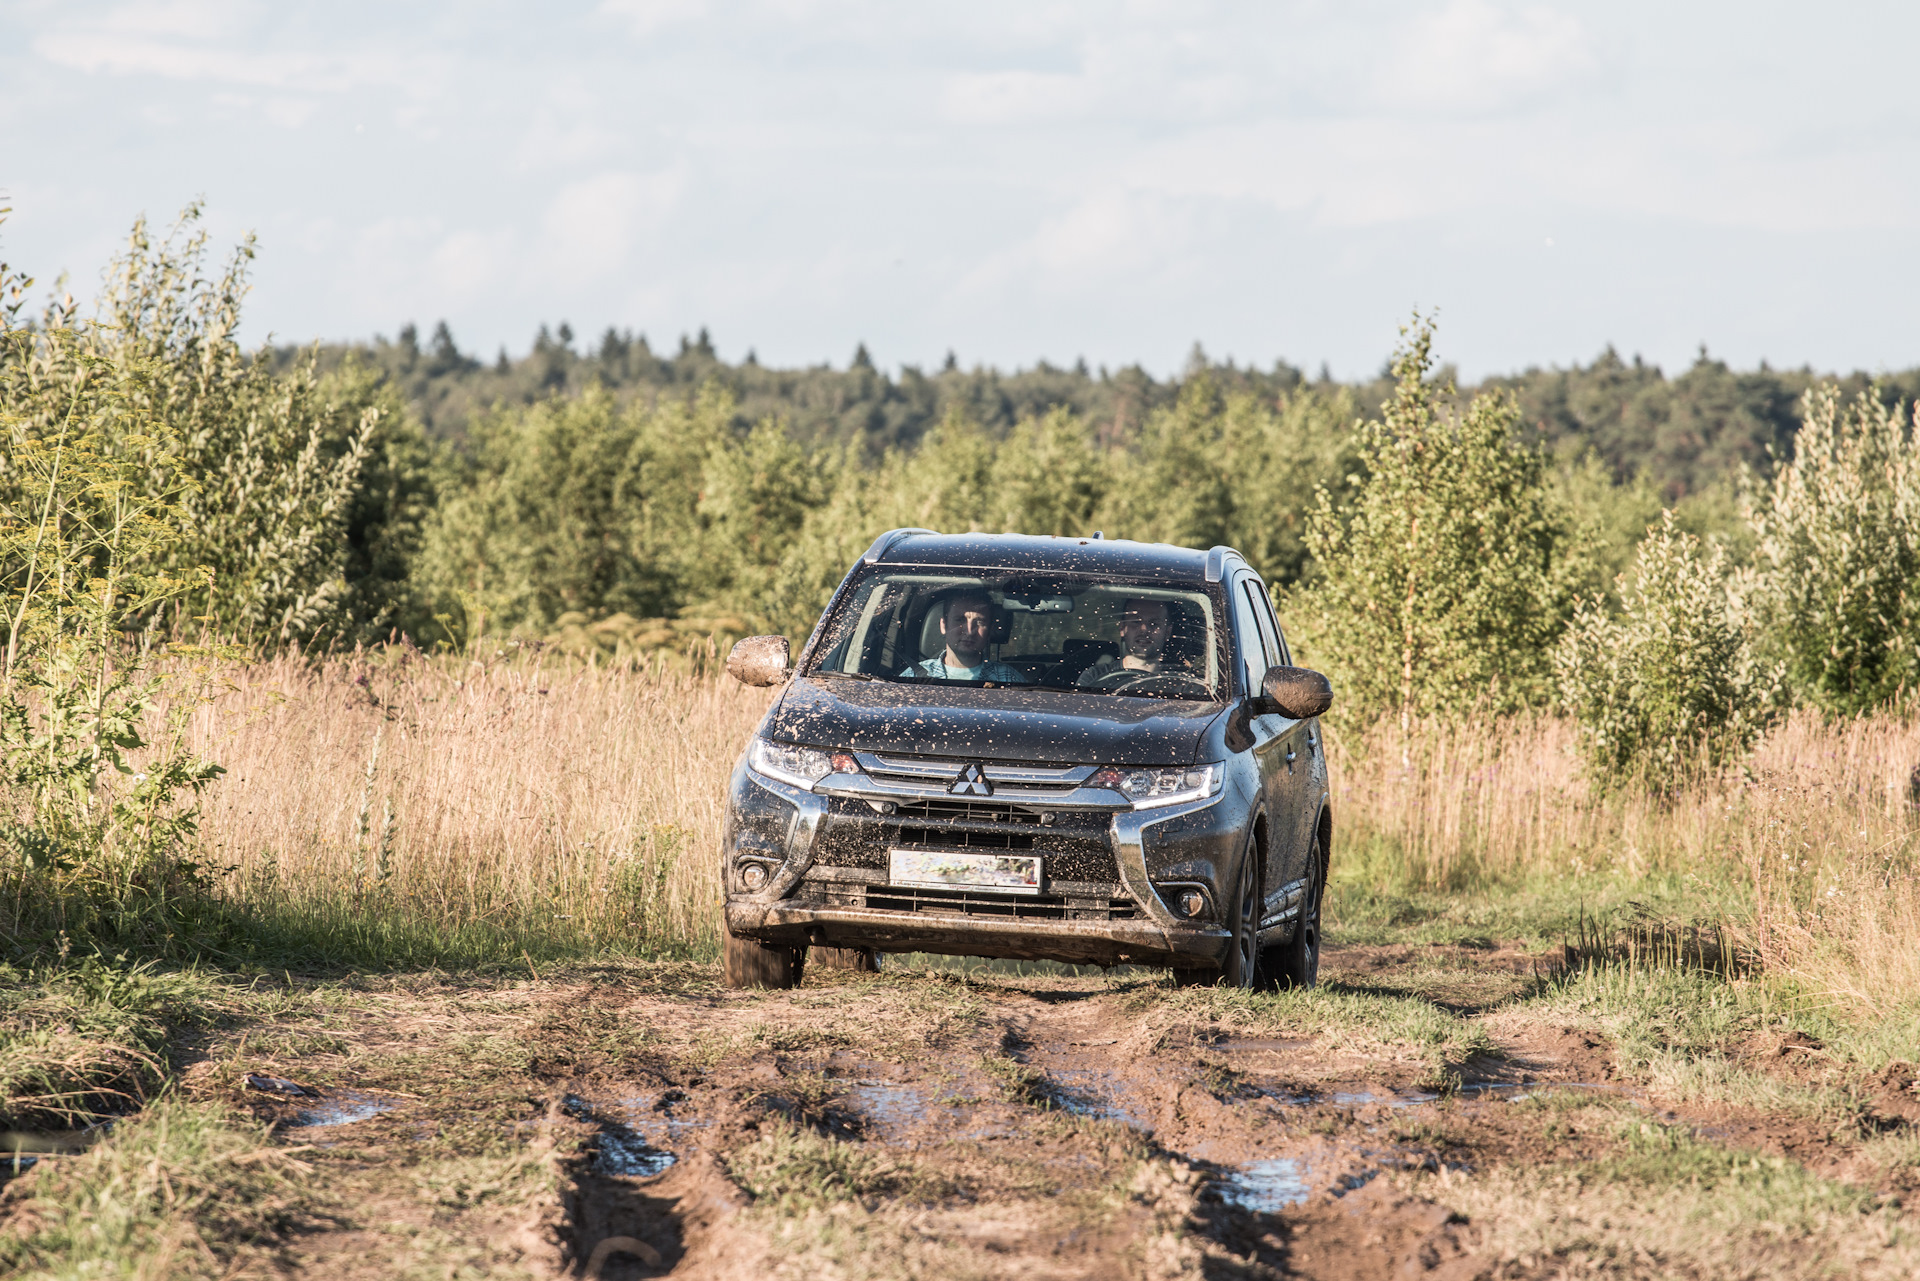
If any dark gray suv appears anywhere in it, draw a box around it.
[718,530,1333,989]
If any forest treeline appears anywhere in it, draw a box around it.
[7,210,1920,787]
[297,304,1920,504]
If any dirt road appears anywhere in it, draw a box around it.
[185,943,1920,1280]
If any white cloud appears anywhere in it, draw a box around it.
[1377,0,1598,114]
[596,0,708,37]
[535,169,686,283]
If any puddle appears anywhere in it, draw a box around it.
[613,1095,708,1145]
[1046,1070,1150,1129]
[566,1095,678,1179]
[287,1091,397,1128]
[594,1126,678,1178]
[847,1081,927,1130]
[1279,1082,1627,1111]
[1216,1158,1313,1212]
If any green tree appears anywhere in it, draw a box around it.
[1556,513,1780,789]
[1290,317,1576,725]
[0,331,224,939]
[1746,384,1920,714]
[2,208,433,647]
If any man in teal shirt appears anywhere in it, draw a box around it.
[901,591,1028,683]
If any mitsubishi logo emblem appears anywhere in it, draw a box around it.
[949,764,994,796]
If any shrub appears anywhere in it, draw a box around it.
[1747,384,1920,714]
[1291,316,1578,725]
[0,331,226,944]
[1555,512,1780,788]
[1,206,433,649]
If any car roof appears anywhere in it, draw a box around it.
[864,530,1241,584]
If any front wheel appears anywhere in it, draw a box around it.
[1220,834,1263,989]
[1267,831,1323,990]
[722,921,806,989]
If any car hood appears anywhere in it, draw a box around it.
[765,676,1226,766]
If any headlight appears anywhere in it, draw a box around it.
[747,738,856,789]
[1088,762,1223,808]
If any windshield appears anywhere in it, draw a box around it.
[806,568,1227,701]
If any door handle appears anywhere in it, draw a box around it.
[1285,747,1297,765]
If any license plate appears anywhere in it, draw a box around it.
[888,849,1044,895]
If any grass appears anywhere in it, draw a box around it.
[1413,1117,1920,1280]
[166,648,771,969]
[0,957,227,1129]
[1128,978,1500,1081]
[0,1098,326,1280]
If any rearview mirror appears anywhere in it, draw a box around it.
[1261,665,1334,719]
[727,635,791,687]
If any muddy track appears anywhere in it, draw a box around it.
[176,944,1920,1280]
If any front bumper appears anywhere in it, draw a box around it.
[721,753,1248,969]
[725,898,1231,967]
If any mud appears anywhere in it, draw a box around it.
[150,944,1920,1280]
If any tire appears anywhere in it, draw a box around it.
[723,922,806,989]
[1220,834,1263,989]
[1268,829,1323,991]
[810,946,880,973]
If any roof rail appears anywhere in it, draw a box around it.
[1205,546,1236,583]
[862,528,937,565]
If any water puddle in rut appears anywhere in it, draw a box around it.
[568,1095,678,1179]
[1215,1158,1314,1212]
[287,1091,398,1128]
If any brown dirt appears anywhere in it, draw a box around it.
[99,944,1920,1279]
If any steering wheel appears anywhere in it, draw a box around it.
[1086,668,1211,698]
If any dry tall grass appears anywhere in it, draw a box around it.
[1331,709,1920,1021]
[174,648,774,955]
[154,653,1920,1013]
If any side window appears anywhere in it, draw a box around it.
[1232,578,1270,695]
[1242,579,1281,672]
[1254,585,1293,666]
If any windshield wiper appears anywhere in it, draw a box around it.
[812,668,878,681]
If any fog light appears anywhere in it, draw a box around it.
[1175,889,1206,918]
[740,862,771,891]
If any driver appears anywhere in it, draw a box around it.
[900,591,1028,683]
[1079,597,1178,686]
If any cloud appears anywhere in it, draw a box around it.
[1376,0,1599,115]
[596,0,708,37]
[940,70,1097,125]
[32,3,431,97]
[535,169,686,283]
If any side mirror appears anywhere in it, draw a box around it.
[1261,665,1334,719]
[726,635,791,687]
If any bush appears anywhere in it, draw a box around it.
[1,206,433,649]
[1555,512,1780,788]
[1290,316,1578,725]
[1747,383,1920,714]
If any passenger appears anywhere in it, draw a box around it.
[1079,597,1178,685]
[900,591,1029,683]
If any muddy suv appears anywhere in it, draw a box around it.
[718,530,1333,989]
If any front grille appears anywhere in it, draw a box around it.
[812,797,1120,882]
[861,884,1138,921]
[890,798,1044,825]
[862,753,1089,795]
[895,825,1034,850]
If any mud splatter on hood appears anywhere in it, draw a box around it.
[765,676,1227,766]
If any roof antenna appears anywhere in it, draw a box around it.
[1091,531,1104,539]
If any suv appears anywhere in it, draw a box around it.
[718,530,1333,989]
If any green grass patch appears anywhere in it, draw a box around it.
[728,1120,957,1211]
[0,1097,326,1279]
[0,956,226,1129]
[1132,979,1498,1079]
[1326,857,1742,950]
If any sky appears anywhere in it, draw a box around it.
[3,1,1918,380]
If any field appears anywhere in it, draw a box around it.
[3,656,1919,1279]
